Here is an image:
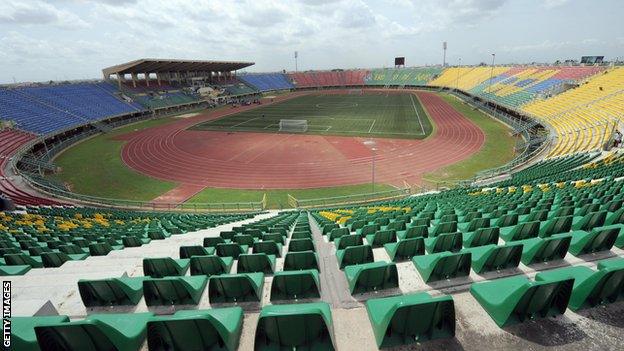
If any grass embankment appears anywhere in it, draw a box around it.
[53,117,179,200]
[422,93,518,186]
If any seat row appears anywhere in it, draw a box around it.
[13,257,624,350]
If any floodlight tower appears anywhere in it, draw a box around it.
[363,140,377,193]
[455,58,461,91]
[443,42,447,67]
[488,53,496,93]
[294,51,298,72]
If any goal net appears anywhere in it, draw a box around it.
[279,119,308,133]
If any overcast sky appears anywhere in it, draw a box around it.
[0,0,622,83]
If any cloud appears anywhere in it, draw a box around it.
[0,1,89,29]
[542,0,570,9]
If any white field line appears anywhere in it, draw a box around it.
[410,93,426,135]
[230,117,260,128]
[368,119,377,133]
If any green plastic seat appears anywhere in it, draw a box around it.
[535,258,624,310]
[470,275,574,327]
[262,233,285,245]
[494,213,518,228]
[366,292,455,348]
[336,244,374,269]
[425,232,462,253]
[384,237,425,261]
[322,223,339,235]
[499,221,541,242]
[253,240,283,257]
[463,227,500,248]
[216,243,249,259]
[516,234,572,265]
[355,224,380,237]
[328,227,350,241]
[0,264,31,276]
[143,257,190,278]
[412,251,472,283]
[605,207,624,225]
[148,230,171,240]
[568,227,618,256]
[3,253,43,268]
[334,234,363,250]
[284,251,319,271]
[396,225,428,240]
[179,245,215,259]
[10,315,70,351]
[237,253,276,273]
[572,210,607,231]
[122,236,151,247]
[59,244,89,255]
[431,221,457,237]
[147,307,244,351]
[189,255,233,276]
[466,243,523,273]
[232,234,255,247]
[344,261,398,294]
[365,230,397,248]
[34,313,153,351]
[78,275,146,307]
[255,302,335,350]
[270,269,321,301]
[143,276,208,306]
[88,242,118,256]
[291,230,312,239]
[208,272,264,303]
[539,216,573,238]
[288,238,315,252]
[204,236,227,248]
[458,217,490,233]
[596,224,624,248]
[40,251,88,268]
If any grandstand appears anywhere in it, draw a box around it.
[0,83,143,135]
[365,67,443,86]
[239,72,295,91]
[523,67,624,156]
[5,152,624,349]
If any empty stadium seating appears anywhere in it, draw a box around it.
[0,83,143,135]
[239,73,295,91]
[365,67,442,86]
[288,70,368,87]
[523,67,624,156]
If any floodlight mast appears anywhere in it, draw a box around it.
[294,51,298,72]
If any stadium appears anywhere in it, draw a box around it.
[1,1,624,350]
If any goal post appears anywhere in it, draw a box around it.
[279,119,308,133]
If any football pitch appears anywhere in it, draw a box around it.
[191,92,433,139]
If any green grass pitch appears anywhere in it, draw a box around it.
[191,92,433,139]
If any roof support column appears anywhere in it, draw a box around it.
[131,73,138,88]
[145,73,150,87]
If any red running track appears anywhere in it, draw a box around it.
[121,91,485,193]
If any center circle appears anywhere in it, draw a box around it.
[315,102,359,108]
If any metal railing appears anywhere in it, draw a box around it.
[289,186,413,209]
